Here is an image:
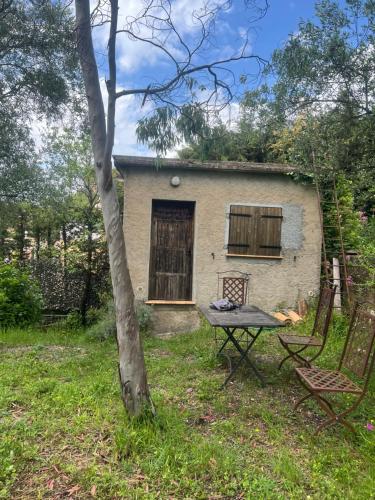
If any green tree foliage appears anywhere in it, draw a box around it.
[0,112,42,201]
[0,124,111,323]
[268,1,375,190]
[0,263,43,327]
[0,0,81,214]
[271,0,375,117]
[178,123,241,161]
[0,0,79,113]
[179,1,375,208]
[137,104,210,156]
[177,86,284,163]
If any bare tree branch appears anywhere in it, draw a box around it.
[115,55,267,100]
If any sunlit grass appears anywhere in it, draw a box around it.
[0,315,374,498]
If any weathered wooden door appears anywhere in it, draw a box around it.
[149,200,195,300]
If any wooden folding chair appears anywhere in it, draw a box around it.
[278,286,336,370]
[294,304,375,434]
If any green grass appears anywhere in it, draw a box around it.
[0,315,374,499]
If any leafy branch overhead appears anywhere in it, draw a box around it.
[137,104,211,155]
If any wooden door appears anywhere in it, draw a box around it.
[149,200,194,300]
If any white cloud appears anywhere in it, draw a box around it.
[218,101,240,131]
[97,79,153,156]
[91,1,244,157]
[93,0,237,76]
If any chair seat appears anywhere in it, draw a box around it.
[278,333,322,347]
[295,367,362,394]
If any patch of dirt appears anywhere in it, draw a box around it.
[8,402,28,421]
[0,345,87,361]
[149,348,171,357]
[12,469,90,499]
[11,442,98,499]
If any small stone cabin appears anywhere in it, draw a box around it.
[114,156,321,334]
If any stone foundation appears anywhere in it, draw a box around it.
[150,305,201,336]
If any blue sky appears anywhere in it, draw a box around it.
[90,0,342,157]
[249,1,317,59]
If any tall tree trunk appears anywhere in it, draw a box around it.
[80,223,93,326]
[35,226,41,260]
[62,223,67,269]
[47,226,52,250]
[75,0,152,416]
[17,209,26,261]
[80,266,92,326]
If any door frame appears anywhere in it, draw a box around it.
[148,199,195,301]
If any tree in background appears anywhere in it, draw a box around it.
[268,1,375,186]
[0,0,79,112]
[178,85,282,162]
[0,263,43,328]
[0,122,110,322]
[0,0,82,260]
[44,127,107,324]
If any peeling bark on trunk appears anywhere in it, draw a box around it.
[75,0,152,416]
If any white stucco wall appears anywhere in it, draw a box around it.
[122,166,321,312]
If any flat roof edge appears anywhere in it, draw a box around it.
[113,155,298,175]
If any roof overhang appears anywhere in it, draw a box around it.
[113,155,298,177]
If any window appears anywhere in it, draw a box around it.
[227,205,283,257]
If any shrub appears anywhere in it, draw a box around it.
[62,310,82,330]
[86,299,116,340]
[86,298,153,340]
[137,303,153,335]
[0,263,43,328]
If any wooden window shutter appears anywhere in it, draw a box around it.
[228,205,256,255]
[256,207,283,256]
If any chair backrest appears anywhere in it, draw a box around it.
[217,271,250,305]
[311,285,336,339]
[339,305,375,385]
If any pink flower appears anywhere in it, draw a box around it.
[347,275,354,286]
[366,423,374,431]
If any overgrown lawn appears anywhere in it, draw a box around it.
[0,317,374,498]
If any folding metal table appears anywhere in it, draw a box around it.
[201,305,285,387]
